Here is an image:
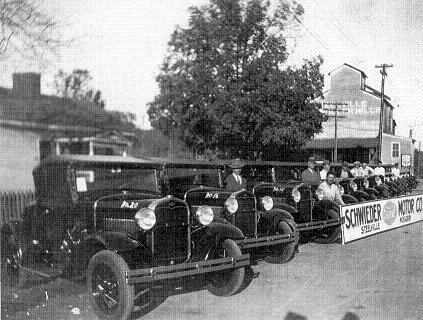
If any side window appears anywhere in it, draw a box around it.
[392,142,400,158]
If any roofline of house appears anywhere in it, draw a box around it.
[0,119,101,133]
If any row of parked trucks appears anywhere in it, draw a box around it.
[0,155,418,319]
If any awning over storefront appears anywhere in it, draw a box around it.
[305,137,380,149]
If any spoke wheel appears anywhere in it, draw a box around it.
[87,251,134,320]
[264,219,297,264]
[206,239,245,297]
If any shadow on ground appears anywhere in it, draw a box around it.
[284,311,360,320]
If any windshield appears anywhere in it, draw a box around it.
[274,166,301,182]
[241,165,274,183]
[74,165,157,193]
[166,167,221,194]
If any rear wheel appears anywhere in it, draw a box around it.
[87,250,135,320]
[264,220,296,264]
[314,209,341,244]
[206,239,245,296]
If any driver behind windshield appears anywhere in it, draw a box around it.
[225,159,247,191]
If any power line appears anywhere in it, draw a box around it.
[323,101,348,162]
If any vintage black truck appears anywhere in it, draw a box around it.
[1,155,250,320]
[146,158,299,264]
[236,161,344,244]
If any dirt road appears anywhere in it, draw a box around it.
[2,217,423,320]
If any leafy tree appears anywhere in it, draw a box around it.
[54,69,105,108]
[0,0,68,62]
[148,0,327,159]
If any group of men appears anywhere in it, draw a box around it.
[225,157,399,206]
[301,157,401,205]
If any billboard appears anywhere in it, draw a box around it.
[340,193,423,243]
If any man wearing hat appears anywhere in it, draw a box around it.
[301,157,320,184]
[319,160,331,180]
[225,159,247,191]
[350,161,364,177]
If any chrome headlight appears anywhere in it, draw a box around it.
[225,198,238,214]
[350,181,358,191]
[291,189,301,203]
[261,196,273,211]
[135,208,156,230]
[338,185,345,195]
[316,189,324,200]
[196,205,214,225]
[364,179,369,188]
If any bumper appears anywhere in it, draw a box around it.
[126,253,250,285]
[297,217,345,232]
[235,233,298,250]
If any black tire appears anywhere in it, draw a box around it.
[264,220,296,264]
[1,226,25,287]
[206,239,245,297]
[87,250,135,320]
[314,208,341,244]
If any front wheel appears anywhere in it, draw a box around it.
[264,220,297,264]
[314,208,341,244]
[206,239,245,296]
[87,250,135,320]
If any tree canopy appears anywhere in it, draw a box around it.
[148,0,327,160]
[48,69,136,132]
[54,69,105,108]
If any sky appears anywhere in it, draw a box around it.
[1,0,422,145]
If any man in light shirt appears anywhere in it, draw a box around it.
[361,162,375,176]
[391,163,401,178]
[374,160,386,177]
[350,161,364,177]
[318,172,345,205]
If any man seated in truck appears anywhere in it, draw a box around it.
[318,172,345,206]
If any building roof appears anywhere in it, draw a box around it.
[305,137,380,149]
[328,63,367,78]
[0,82,136,134]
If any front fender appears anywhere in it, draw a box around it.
[83,231,143,253]
[206,221,245,241]
[273,203,298,217]
[342,194,359,204]
[352,190,370,202]
[262,208,294,224]
[314,199,339,213]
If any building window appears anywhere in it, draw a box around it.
[392,142,400,158]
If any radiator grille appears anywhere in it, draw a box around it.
[153,205,189,264]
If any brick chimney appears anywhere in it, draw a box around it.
[12,72,41,97]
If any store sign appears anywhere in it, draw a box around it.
[317,100,380,139]
[401,154,411,167]
[340,193,423,243]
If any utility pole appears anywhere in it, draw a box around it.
[375,63,393,162]
[323,102,348,163]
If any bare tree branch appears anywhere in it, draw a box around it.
[0,0,70,62]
